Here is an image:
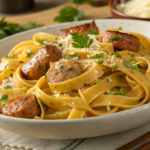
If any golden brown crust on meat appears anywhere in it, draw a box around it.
[21,45,62,80]
[47,60,83,83]
[102,30,141,52]
[60,21,99,39]
[2,93,40,119]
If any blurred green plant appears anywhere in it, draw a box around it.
[54,0,99,22]
[0,17,44,39]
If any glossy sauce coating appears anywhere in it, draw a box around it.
[60,21,99,39]
[102,30,141,52]
[2,93,40,119]
[21,45,62,80]
[47,60,83,83]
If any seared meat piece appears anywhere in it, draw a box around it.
[21,45,62,80]
[47,60,83,83]
[102,30,141,52]
[2,93,40,119]
[60,21,99,39]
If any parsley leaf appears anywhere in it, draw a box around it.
[131,54,135,57]
[44,64,47,68]
[117,27,122,31]
[109,34,122,41]
[54,6,84,22]
[90,53,104,59]
[111,65,119,71]
[4,85,10,89]
[71,32,93,48]
[111,52,122,59]
[38,38,49,46]
[109,88,126,96]
[0,17,44,40]
[67,54,79,60]
[96,79,100,83]
[90,30,98,35]
[123,60,132,69]
[106,105,111,112]
[10,74,13,78]
[73,0,100,4]
[97,58,103,64]
[68,67,73,71]
[141,44,146,49]
[26,53,34,58]
[123,60,143,73]
[0,94,8,105]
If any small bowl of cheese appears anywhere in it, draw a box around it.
[109,0,150,21]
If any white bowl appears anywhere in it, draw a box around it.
[0,19,150,139]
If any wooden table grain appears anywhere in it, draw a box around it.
[0,1,111,25]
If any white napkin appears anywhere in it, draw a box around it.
[0,122,150,150]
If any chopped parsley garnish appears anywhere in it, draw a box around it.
[117,27,122,31]
[111,65,119,71]
[68,67,73,71]
[45,75,47,80]
[106,78,111,82]
[123,60,143,73]
[131,54,135,57]
[90,30,98,35]
[96,79,100,83]
[0,94,8,105]
[55,37,58,40]
[58,43,62,47]
[90,53,104,59]
[67,54,79,60]
[42,103,47,107]
[54,6,84,22]
[5,64,8,69]
[30,62,32,65]
[38,38,49,46]
[4,85,10,89]
[44,64,47,68]
[71,32,93,48]
[3,78,5,80]
[10,74,13,78]
[111,52,122,59]
[106,105,111,112]
[37,66,40,69]
[50,102,53,105]
[5,53,15,59]
[19,61,24,63]
[141,44,146,49]
[109,34,122,41]
[109,88,126,96]
[97,58,103,64]
[26,53,34,58]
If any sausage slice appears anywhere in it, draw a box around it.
[21,45,62,80]
[60,21,99,39]
[2,93,40,119]
[47,60,83,83]
[102,30,141,52]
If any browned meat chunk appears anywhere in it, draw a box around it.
[2,93,40,119]
[47,60,83,83]
[21,45,62,80]
[60,21,99,39]
[102,31,141,52]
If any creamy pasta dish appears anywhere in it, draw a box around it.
[0,21,150,120]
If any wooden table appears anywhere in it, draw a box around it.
[0,1,111,25]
